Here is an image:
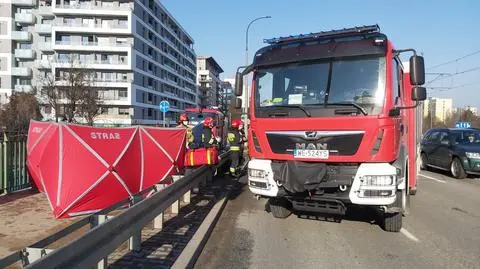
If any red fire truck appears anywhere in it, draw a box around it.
[185,106,228,148]
[233,25,426,232]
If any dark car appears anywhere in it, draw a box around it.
[420,128,480,178]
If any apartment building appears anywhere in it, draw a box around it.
[427,97,453,123]
[196,56,223,107]
[0,0,197,126]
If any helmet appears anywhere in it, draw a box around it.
[178,113,188,123]
[231,119,243,130]
[204,117,214,128]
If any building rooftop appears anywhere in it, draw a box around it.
[197,56,224,73]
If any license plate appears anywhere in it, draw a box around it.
[293,149,329,159]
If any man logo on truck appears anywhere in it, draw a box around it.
[295,142,328,150]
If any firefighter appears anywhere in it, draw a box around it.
[177,113,194,148]
[202,117,217,147]
[227,119,246,176]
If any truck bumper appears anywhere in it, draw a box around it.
[248,159,399,206]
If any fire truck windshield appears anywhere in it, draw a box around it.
[254,55,386,116]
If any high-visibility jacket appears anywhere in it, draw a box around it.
[177,124,194,146]
[227,129,243,151]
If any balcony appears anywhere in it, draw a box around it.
[12,0,35,6]
[53,3,133,15]
[35,59,52,69]
[38,42,53,51]
[11,67,32,77]
[54,21,128,30]
[35,24,52,34]
[11,31,32,41]
[14,13,35,24]
[14,85,34,92]
[38,6,54,16]
[14,49,35,59]
[54,40,132,51]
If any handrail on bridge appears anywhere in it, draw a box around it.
[0,152,229,269]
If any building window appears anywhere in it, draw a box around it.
[148,108,152,117]
[0,21,7,35]
[119,89,128,99]
[119,108,129,115]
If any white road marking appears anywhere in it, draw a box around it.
[400,228,420,242]
[419,173,447,184]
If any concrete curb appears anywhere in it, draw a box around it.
[171,192,229,269]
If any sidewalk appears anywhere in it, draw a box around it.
[0,191,80,259]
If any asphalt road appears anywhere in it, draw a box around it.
[195,170,480,269]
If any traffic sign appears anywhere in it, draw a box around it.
[159,101,170,113]
[455,121,471,128]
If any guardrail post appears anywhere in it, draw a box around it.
[90,215,109,269]
[129,196,142,252]
[21,247,54,266]
[153,184,166,230]
[171,199,180,214]
[183,189,191,204]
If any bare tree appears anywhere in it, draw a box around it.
[59,57,95,123]
[39,73,61,122]
[79,87,103,126]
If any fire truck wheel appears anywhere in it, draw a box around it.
[451,157,467,179]
[382,191,403,232]
[409,188,417,195]
[268,198,292,219]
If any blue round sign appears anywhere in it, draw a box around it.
[159,101,170,113]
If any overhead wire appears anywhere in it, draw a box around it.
[427,49,480,70]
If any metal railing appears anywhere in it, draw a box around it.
[0,133,31,195]
[54,21,128,29]
[55,3,133,11]
[54,40,132,47]
[0,152,228,268]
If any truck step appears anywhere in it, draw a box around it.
[291,199,346,215]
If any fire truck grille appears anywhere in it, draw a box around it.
[266,131,364,156]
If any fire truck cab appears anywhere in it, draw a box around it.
[234,25,426,232]
[185,107,228,148]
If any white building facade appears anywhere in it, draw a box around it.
[0,0,197,125]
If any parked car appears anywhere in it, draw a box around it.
[420,128,480,178]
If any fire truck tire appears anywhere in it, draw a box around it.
[268,198,292,219]
[382,191,403,232]
[409,188,417,195]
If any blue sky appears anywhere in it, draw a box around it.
[162,0,480,108]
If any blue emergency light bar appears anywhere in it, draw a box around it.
[264,24,381,45]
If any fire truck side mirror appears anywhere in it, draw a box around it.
[411,86,427,101]
[235,98,242,109]
[409,55,425,85]
[235,72,243,96]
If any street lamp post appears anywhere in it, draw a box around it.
[243,15,271,137]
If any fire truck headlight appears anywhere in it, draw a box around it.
[249,169,266,179]
[360,175,395,186]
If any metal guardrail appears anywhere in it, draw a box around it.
[1,133,31,194]
[0,152,229,269]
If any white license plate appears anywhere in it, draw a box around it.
[293,149,329,159]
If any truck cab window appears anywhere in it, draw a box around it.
[392,58,401,105]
